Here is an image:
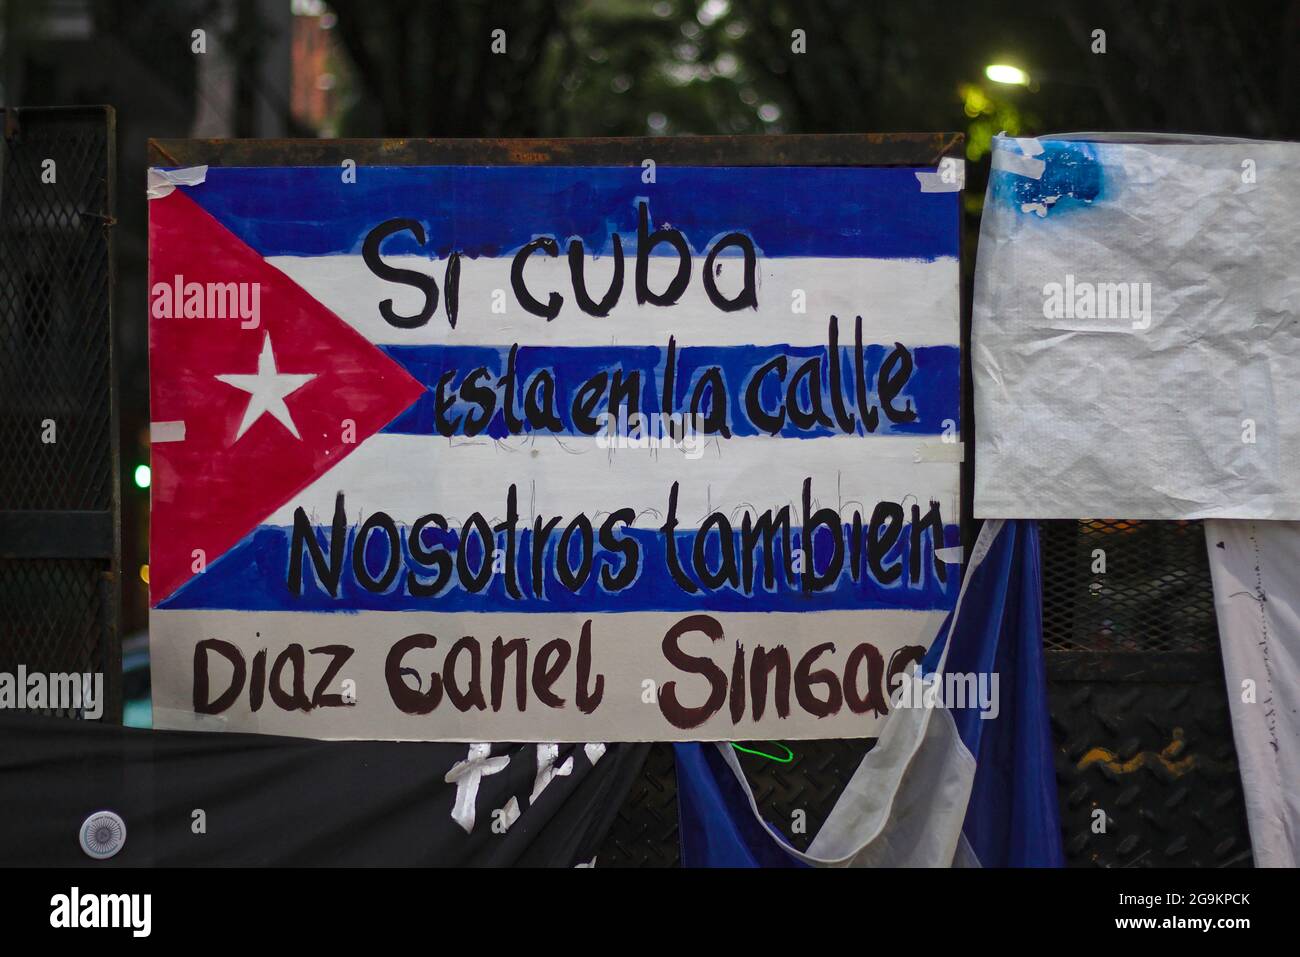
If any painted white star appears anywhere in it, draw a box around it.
[215,333,316,440]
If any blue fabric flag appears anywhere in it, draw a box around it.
[674,519,1064,867]
[675,741,806,867]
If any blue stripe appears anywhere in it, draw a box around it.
[159,522,961,613]
[920,520,1064,867]
[182,166,958,260]
[380,342,959,439]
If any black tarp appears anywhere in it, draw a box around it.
[0,712,649,866]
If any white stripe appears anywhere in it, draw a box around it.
[265,432,961,529]
[150,608,951,741]
[267,255,960,348]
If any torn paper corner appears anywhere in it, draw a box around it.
[147,165,208,199]
[915,158,966,193]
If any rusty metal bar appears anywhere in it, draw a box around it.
[149,132,964,168]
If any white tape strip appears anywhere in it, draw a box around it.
[1014,137,1044,157]
[935,546,964,565]
[915,158,965,193]
[990,148,1045,181]
[913,441,964,463]
[147,165,208,199]
[150,420,186,443]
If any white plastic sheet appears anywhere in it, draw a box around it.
[1204,520,1300,868]
[974,133,1300,519]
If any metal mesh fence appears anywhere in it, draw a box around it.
[1041,519,1218,654]
[0,106,119,721]
[0,558,113,718]
[0,109,114,510]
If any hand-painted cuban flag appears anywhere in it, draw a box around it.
[147,160,963,742]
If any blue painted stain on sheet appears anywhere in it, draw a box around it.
[991,140,1102,217]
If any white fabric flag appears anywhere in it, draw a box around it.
[1203,519,1300,867]
[715,520,1006,867]
[974,133,1300,520]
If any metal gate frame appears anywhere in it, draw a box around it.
[0,105,121,722]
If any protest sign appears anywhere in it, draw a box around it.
[147,137,965,740]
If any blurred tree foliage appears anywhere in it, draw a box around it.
[329,0,1298,144]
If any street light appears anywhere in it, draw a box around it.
[985,64,1030,86]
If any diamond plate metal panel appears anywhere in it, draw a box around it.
[596,743,680,867]
[1051,676,1251,867]
[1041,519,1216,654]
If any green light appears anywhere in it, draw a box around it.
[134,464,151,489]
[985,63,1029,86]
[731,741,795,763]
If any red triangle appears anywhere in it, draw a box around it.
[148,190,425,605]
